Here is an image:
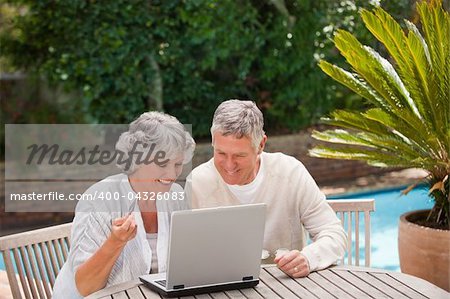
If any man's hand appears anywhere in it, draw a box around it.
[273,249,310,278]
[110,214,137,245]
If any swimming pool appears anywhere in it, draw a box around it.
[329,185,434,271]
[0,186,434,272]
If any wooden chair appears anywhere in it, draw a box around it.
[0,223,72,299]
[328,199,375,267]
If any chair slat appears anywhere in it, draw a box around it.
[39,242,55,287]
[365,210,371,267]
[45,240,59,277]
[33,243,52,298]
[347,212,352,265]
[26,245,46,299]
[3,250,22,298]
[355,211,360,266]
[13,248,31,299]
[52,239,64,272]
[338,211,344,226]
[19,246,39,299]
[337,211,345,265]
[59,238,68,261]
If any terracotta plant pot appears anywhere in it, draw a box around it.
[398,209,450,291]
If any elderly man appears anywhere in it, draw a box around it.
[189,99,346,278]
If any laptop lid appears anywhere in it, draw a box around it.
[165,203,266,290]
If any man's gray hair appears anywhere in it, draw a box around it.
[115,111,195,174]
[211,99,265,149]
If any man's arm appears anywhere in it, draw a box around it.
[275,166,347,277]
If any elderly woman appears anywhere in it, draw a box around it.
[53,112,195,298]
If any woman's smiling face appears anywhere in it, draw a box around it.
[129,154,184,193]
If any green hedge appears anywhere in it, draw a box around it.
[0,0,416,138]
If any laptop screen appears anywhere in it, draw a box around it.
[165,204,266,290]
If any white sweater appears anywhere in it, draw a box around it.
[188,152,346,272]
[53,173,187,299]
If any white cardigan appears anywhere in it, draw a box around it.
[188,152,347,272]
[53,173,187,299]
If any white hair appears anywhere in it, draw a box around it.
[115,111,195,174]
[211,99,265,149]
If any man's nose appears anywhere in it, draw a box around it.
[224,156,236,169]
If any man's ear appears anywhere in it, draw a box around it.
[258,135,268,154]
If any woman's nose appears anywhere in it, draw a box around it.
[166,164,181,180]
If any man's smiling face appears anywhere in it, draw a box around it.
[212,132,264,185]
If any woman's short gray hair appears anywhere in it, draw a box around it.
[211,100,265,149]
[115,111,195,174]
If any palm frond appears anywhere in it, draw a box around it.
[318,61,386,108]
[322,110,392,137]
[332,30,425,132]
[418,0,449,73]
[360,8,434,129]
[360,7,412,79]
[415,1,450,147]
[403,20,433,124]
[309,146,440,169]
[312,128,433,167]
[362,108,442,158]
[311,129,377,148]
[323,108,439,158]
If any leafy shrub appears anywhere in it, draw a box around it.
[1,0,414,137]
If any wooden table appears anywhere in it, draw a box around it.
[87,265,449,299]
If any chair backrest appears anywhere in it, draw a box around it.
[0,223,72,299]
[327,199,375,267]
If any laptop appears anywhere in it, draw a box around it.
[140,203,266,297]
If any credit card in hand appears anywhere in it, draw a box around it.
[128,197,137,215]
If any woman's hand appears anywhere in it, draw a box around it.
[75,214,138,296]
[273,249,310,278]
[110,214,138,245]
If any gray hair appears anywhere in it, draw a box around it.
[211,99,265,149]
[115,111,195,174]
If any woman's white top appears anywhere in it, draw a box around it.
[146,233,159,274]
[52,173,187,299]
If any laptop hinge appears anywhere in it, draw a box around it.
[242,276,254,281]
[173,284,185,289]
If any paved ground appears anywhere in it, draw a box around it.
[320,168,428,196]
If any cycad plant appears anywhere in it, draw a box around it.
[310,0,449,230]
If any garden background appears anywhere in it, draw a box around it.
[1,0,445,232]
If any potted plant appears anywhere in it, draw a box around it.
[309,0,449,291]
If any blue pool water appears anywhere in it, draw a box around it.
[0,186,434,272]
[329,185,434,271]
